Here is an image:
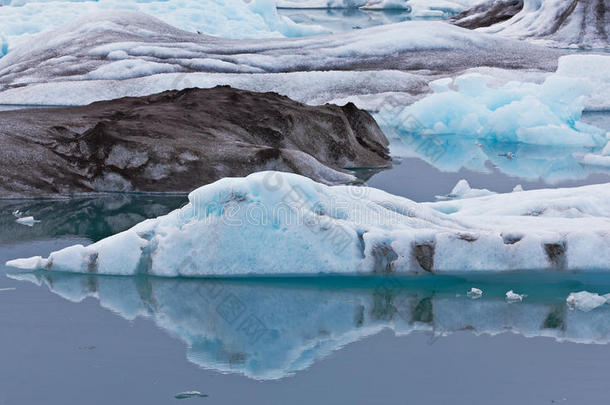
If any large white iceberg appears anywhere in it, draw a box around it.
[0,0,326,56]
[7,171,610,276]
[0,10,562,105]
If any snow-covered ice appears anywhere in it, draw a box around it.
[566,291,608,312]
[0,0,327,56]
[466,287,483,299]
[377,62,610,148]
[435,179,496,201]
[0,11,563,105]
[506,290,525,302]
[7,171,610,276]
[277,0,482,16]
[15,216,40,227]
[479,0,610,49]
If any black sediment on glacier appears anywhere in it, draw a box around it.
[0,86,390,197]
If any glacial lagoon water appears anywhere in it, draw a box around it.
[3,158,610,404]
[277,8,439,32]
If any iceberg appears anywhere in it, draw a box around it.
[566,291,608,312]
[505,290,525,302]
[15,216,40,227]
[435,179,496,200]
[0,0,327,56]
[377,58,610,149]
[7,171,610,276]
[277,0,481,16]
[0,11,563,105]
[477,0,610,49]
[466,287,483,298]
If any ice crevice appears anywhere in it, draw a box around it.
[6,171,610,276]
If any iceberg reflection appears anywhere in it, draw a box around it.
[9,271,610,380]
[385,135,610,185]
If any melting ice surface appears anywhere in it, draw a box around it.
[376,56,610,148]
[8,269,610,380]
[0,0,327,56]
[7,171,610,276]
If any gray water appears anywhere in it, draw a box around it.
[3,194,610,404]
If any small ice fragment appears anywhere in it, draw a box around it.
[16,216,40,227]
[498,152,515,160]
[175,391,208,400]
[512,185,524,192]
[506,290,525,302]
[12,210,21,218]
[0,288,16,292]
[466,288,483,299]
[566,291,607,312]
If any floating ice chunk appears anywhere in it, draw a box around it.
[12,209,21,218]
[512,185,523,192]
[566,291,607,312]
[466,287,482,299]
[174,391,208,400]
[276,0,367,8]
[505,290,525,302]
[581,141,610,168]
[360,0,411,11]
[380,69,609,147]
[436,179,496,201]
[15,216,40,227]
[276,0,477,13]
[579,154,610,169]
[6,172,610,276]
[406,0,478,17]
[0,288,16,292]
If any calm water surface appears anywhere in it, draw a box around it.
[2,194,610,404]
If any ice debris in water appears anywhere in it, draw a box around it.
[506,290,525,302]
[380,66,609,147]
[12,210,21,218]
[175,391,208,400]
[435,179,496,201]
[16,216,40,227]
[579,141,610,168]
[566,291,608,312]
[466,287,482,299]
